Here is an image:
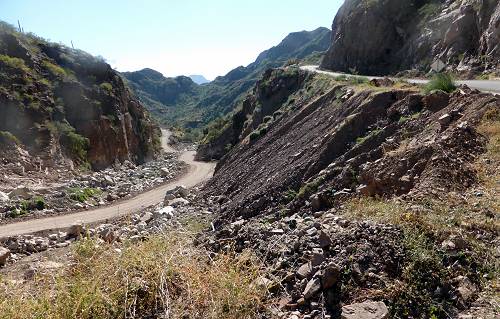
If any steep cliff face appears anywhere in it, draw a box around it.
[321,0,500,76]
[0,22,160,170]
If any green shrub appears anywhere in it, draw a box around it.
[0,131,21,145]
[249,131,260,141]
[0,54,30,73]
[263,115,273,123]
[424,73,456,94]
[47,122,90,161]
[99,82,113,93]
[69,187,101,203]
[298,176,325,198]
[42,60,67,79]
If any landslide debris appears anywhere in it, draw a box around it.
[199,68,499,318]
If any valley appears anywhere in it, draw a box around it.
[0,0,499,319]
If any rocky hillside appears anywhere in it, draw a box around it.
[321,0,500,76]
[0,22,160,171]
[200,68,499,317]
[123,27,331,128]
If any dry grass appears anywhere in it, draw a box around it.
[0,232,267,319]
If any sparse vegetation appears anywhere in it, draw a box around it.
[424,73,457,94]
[99,82,113,93]
[0,54,30,73]
[0,131,21,145]
[47,122,90,162]
[298,176,325,198]
[42,60,67,79]
[68,187,101,203]
[0,233,266,319]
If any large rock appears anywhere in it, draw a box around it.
[321,0,499,75]
[341,301,389,319]
[8,186,32,200]
[0,247,11,266]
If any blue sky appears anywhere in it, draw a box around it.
[0,1,342,79]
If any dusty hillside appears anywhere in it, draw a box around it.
[0,22,160,172]
[200,68,499,318]
[321,0,500,76]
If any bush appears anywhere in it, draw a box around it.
[0,233,266,318]
[0,131,21,145]
[99,82,113,93]
[0,54,30,73]
[69,187,101,203]
[47,122,90,162]
[249,131,260,141]
[42,60,67,79]
[424,73,456,94]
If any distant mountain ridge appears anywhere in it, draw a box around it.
[122,27,331,127]
[189,75,210,85]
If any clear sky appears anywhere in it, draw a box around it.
[0,0,342,80]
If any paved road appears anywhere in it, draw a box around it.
[300,65,500,95]
[0,131,216,238]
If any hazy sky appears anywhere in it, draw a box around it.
[0,0,342,79]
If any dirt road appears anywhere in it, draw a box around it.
[0,133,215,238]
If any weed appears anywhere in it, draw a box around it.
[0,233,267,318]
[424,73,456,94]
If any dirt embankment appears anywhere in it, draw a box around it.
[205,75,497,222]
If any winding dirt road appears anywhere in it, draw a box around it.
[0,130,215,238]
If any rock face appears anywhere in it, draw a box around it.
[321,0,500,75]
[0,22,160,170]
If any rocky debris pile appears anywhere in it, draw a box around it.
[0,185,216,267]
[0,152,185,221]
[201,203,486,318]
[203,208,403,318]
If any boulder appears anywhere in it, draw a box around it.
[0,191,9,203]
[303,278,321,300]
[160,167,170,177]
[341,301,389,319]
[8,186,32,199]
[0,247,10,266]
[168,197,190,207]
[68,222,85,237]
[321,264,341,289]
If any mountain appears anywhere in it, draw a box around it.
[122,69,202,126]
[321,0,500,76]
[189,75,210,85]
[123,27,331,128]
[0,21,160,170]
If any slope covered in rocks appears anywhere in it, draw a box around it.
[321,0,500,77]
[200,68,499,318]
[0,22,161,172]
[123,27,331,128]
